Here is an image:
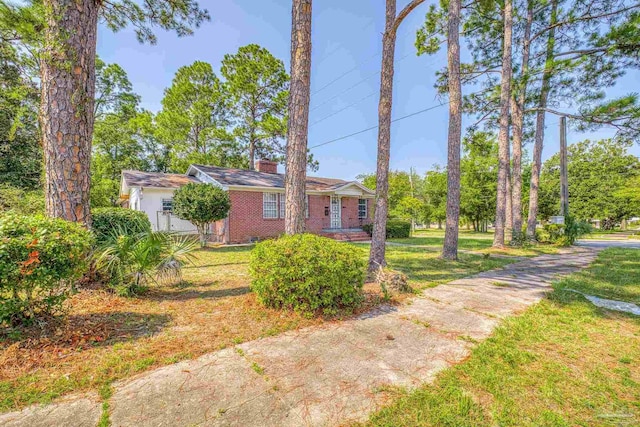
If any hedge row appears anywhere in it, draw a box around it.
[362,220,411,239]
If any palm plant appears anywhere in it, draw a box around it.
[94,227,198,295]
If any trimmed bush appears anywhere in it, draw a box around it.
[249,234,365,316]
[172,183,231,247]
[362,220,411,239]
[0,213,93,325]
[92,208,151,243]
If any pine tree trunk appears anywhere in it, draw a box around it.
[284,0,312,235]
[41,0,99,227]
[368,0,398,271]
[441,0,462,260]
[526,0,558,240]
[511,0,533,243]
[492,0,513,249]
[506,153,512,233]
[249,138,256,170]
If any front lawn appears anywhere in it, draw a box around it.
[362,248,640,426]
[0,243,515,412]
[392,228,561,257]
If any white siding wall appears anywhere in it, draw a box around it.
[130,187,197,233]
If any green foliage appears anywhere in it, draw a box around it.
[0,38,41,190]
[537,216,592,246]
[100,0,210,44]
[91,208,151,243]
[363,220,411,239]
[249,234,365,316]
[0,213,92,325]
[539,138,640,226]
[156,61,240,172]
[94,230,197,296]
[460,132,497,232]
[172,183,231,246]
[359,170,432,224]
[422,167,448,226]
[0,184,44,215]
[221,44,290,165]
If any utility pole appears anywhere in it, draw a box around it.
[409,166,415,235]
[559,116,569,216]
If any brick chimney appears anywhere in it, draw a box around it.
[256,159,278,174]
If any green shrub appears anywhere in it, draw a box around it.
[92,208,151,243]
[94,230,198,296]
[172,183,231,247]
[362,220,411,239]
[0,213,92,325]
[249,234,365,316]
[0,184,44,215]
[537,216,592,246]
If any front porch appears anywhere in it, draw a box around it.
[319,228,370,242]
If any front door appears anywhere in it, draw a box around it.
[330,196,341,229]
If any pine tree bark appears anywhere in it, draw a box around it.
[526,0,558,240]
[441,0,462,260]
[41,0,99,227]
[368,0,398,271]
[368,0,424,271]
[284,0,312,235]
[492,0,513,248]
[511,0,533,243]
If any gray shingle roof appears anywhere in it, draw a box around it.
[121,165,372,194]
[191,164,349,191]
[121,170,199,188]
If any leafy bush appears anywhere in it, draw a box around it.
[94,229,197,296]
[0,184,44,215]
[362,220,411,239]
[92,208,151,243]
[249,234,365,316]
[0,213,92,325]
[537,216,592,246]
[172,183,231,247]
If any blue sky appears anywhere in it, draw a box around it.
[96,0,639,180]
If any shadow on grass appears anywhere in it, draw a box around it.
[1,311,172,349]
[142,286,251,301]
[384,247,512,286]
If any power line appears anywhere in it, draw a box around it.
[309,91,377,127]
[310,69,380,112]
[311,52,381,96]
[310,25,420,97]
[309,101,447,150]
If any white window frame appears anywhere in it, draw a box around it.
[358,198,367,219]
[279,193,309,218]
[263,193,278,219]
[162,198,173,212]
[279,193,286,219]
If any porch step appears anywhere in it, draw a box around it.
[320,230,370,242]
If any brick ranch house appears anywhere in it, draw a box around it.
[119,160,374,243]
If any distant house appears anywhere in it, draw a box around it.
[119,160,374,243]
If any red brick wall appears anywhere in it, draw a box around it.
[227,190,372,243]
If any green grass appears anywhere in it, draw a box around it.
[383,245,513,288]
[361,248,640,426]
[389,229,561,257]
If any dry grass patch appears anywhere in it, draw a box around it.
[0,245,388,411]
[0,243,515,413]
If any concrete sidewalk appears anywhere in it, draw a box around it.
[0,247,599,427]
